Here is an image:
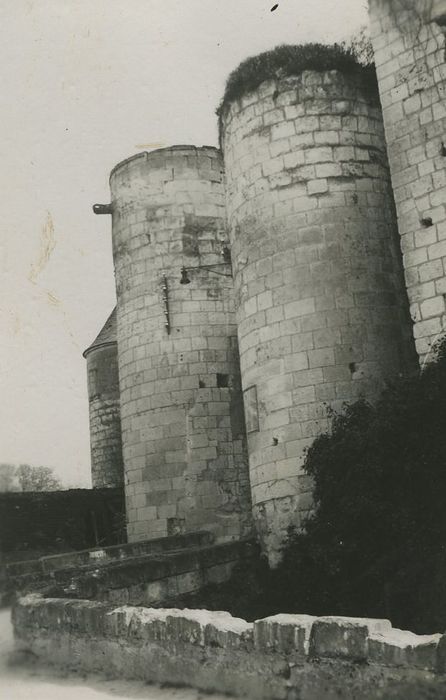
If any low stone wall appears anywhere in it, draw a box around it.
[0,488,126,605]
[7,531,213,579]
[7,533,251,610]
[51,539,253,606]
[13,594,446,699]
[0,488,126,561]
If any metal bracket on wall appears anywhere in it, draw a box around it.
[180,263,232,284]
[180,245,233,284]
[161,274,170,334]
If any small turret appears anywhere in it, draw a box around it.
[83,308,124,488]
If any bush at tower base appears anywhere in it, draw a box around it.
[178,337,446,634]
[271,335,446,633]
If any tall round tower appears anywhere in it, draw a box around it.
[109,146,252,543]
[369,0,446,364]
[83,308,124,488]
[220,46,416,562]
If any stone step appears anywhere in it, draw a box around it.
[52,539,256,607]
[7,530,214,580]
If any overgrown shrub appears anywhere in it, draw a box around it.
[273,337,446,633]
[182,338,446,633]
[343,25,374,66]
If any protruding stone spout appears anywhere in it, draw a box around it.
[93,203,113,215]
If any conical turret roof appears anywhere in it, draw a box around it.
[83,307,117,358]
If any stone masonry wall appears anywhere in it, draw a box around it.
[369,0,446,364]
[13,594,446,699]
[86,343,124,488]
[110,147,252,544]
[221,69,416,563]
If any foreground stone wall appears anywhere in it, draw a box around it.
[221,68,415,562]
[13,594,446,699]
[369,0,446,364]
[110,146,252,543]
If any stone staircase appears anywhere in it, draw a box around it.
[6,531,254,606]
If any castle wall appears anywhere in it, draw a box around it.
[85,342,124,489]
[15,595,446,700]
[221,68,415,562]
[369,0,446,364]
[110,146,252,543]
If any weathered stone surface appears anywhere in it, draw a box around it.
[110,146,252,544]
[369,0,446,365]
[204,613,253,650]
[40,530,213,573]
[222,68,415,563]
[369,628,441,670]
[309,616,391,661]
[435,632,446,673]
[83,309,124,488]
[254,613,316,655]
[12,596,446,700]
[52,539,253,607]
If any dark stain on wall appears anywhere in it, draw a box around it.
[182,215,225,257]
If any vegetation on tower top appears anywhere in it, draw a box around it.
[217,42,377,119]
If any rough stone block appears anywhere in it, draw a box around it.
[307,179,329,195]
[309,616,391,661]
[369,628,441,670]
[254,614,317,655]
[204,615,253,650]
[420,295,444,319]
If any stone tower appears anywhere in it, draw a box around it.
[83,308,124,488]
[369,0,446,365]
[107,146,252,543]
[220,49,416,561]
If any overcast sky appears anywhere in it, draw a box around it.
[0,0,368,488]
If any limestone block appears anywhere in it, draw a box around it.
[204,615,253,650]
[254,614,317,655]
[309,616,391,661]
[369,628,441,670]
[13,596,446,698]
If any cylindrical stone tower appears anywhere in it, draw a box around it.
[109,146,252,543]
[221,48,416,563]
[83,308,124,488]
[369,0,446,364]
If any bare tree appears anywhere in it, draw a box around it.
[16,464,62,492]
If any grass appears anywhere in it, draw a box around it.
[217,42,377,128]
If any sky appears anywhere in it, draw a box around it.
[0,0,368,488]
